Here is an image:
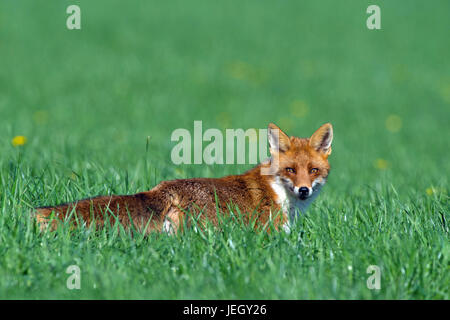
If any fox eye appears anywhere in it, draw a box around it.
[285,167,296,174]
[310,168,319,174]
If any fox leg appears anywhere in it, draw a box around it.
[35,208,60,231]
[161,206,185,234]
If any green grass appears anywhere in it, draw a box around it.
[0,0,449,299]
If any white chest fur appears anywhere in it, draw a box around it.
[270,177,322,231]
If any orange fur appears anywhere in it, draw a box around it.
[34,123,333,233]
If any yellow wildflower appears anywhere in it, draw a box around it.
[278,117,294,131]
[374,158,389,170]
[175,168,185,178]
[385,115,402,133]
[12,136,27,147]
[226,61,266,85]
[216,112,231,129]
[290,100,309,118]
[439,83,450,103]
[426,187,447,196]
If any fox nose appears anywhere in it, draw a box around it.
[299,187,309,199]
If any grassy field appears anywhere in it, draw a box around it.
[0,0,448,299]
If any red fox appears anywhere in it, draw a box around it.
[34,123,333,233]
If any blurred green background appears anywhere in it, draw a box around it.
[1,0,449,185]
[0,0,448,299]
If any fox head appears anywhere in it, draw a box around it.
[267,122,333,203]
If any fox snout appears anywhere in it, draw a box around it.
[286,183,313,200]
[290,185,312,200]
[297,186,311,200]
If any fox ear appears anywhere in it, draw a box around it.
[309,123,333,156]
[268,123,291,154]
